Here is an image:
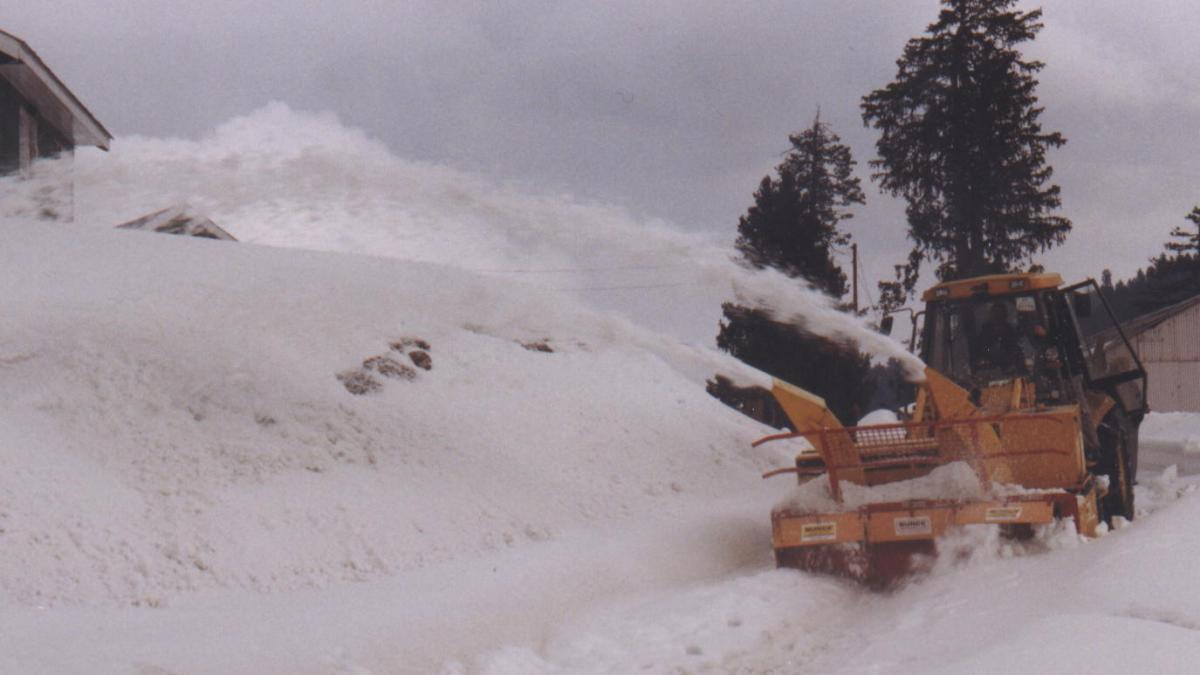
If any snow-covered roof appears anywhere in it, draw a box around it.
[116,205,237,241]
[0,29,111,150]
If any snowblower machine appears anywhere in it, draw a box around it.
[756,273,1147,587]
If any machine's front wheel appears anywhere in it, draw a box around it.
[1097,409,1135,524]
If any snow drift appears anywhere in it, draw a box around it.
[0,215,803,671]
[0,219,778,607]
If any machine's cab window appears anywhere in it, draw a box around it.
[925,294,1050,385]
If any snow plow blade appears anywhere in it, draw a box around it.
[757,368,1103,587]
[770,489,1099,588]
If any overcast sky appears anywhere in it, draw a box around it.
[7,1,1199,298]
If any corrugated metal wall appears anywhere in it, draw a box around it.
[1131,303,1200,412]
[1144,362,1200,413]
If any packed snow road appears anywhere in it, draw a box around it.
[1139,414,1200,478]
[459,436,1200,675]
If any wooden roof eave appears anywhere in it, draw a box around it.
[0,30,112,150]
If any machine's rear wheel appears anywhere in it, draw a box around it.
[1097,409,1135,524]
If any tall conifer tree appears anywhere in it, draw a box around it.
[713,115,869,424]
[862,0,1070,307]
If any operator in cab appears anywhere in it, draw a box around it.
[975,301,1025,372]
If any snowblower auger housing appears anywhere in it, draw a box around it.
[756,273,1146,587]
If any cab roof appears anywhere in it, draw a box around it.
[921,272,1064,302]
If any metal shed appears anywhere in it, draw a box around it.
[1123,295,1200,413]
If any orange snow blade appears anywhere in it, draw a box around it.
[770,488,1101,588]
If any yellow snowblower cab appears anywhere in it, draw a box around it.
[914,273,1147,520]
[756,273,1147,587]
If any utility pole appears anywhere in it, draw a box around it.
[851,242,859,314]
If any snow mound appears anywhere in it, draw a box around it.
[0,219,780,609]
[777,461,988,513]
[1144,412,1200,453]
[776,458,1072,515]
[856,408,901,426]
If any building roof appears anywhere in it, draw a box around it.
[0,29,111,150]
[1121,293,1200,338]
[117,205,237,241]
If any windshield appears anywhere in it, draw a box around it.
[926,294,1045,384]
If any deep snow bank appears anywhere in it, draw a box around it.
[0,219,778,609]
[1144,412,1200,453]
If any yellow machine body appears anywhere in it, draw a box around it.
[757,367,1101,585]
[753,270,1148,585]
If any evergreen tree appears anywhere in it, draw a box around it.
[862,0,1070,305]
[734,115,864,296]
[1100,207,1200,321]
[1133,254,1200,314]
[1140,206,1200,310]
[1100,268,1136,322]
[1166,206,1200,255]
[713,306,871,424]
[712,115,870,424]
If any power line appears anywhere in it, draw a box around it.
[467,262,697,274]
[550,280,723,292]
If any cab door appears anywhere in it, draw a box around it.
[1061,279,1148,414]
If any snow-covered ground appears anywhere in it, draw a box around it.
[458,453,1200,675]
[0,218,794,672]
[3,106,1200,673]
[1141,413,1200,477]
